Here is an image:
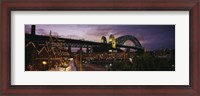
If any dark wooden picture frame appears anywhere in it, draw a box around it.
[0,0,199,95]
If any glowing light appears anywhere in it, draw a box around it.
[109,39,112,43]
[129,58,133,63]
[69,58,73,61]
[42,61,47,65]
[112,40,116,48]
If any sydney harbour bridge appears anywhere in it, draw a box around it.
[25,25,144,71]
[26,34,144,53]
[26,26,144,54]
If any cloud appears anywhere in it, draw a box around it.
[25,25,31,34]
[36,29,48,35]
[64,35,82,39]
[25,25,47,35]
[86,25,117,36]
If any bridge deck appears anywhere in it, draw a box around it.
[25,34,144,50]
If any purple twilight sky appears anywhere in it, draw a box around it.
[25,24,175,51]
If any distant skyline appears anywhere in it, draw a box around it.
[25,24,175,51]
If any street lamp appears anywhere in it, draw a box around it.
[42,61,47,65]
[42,61,47,71]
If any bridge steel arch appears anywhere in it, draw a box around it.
[116,35,144,51]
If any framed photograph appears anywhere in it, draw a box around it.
[1,0,199,95]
